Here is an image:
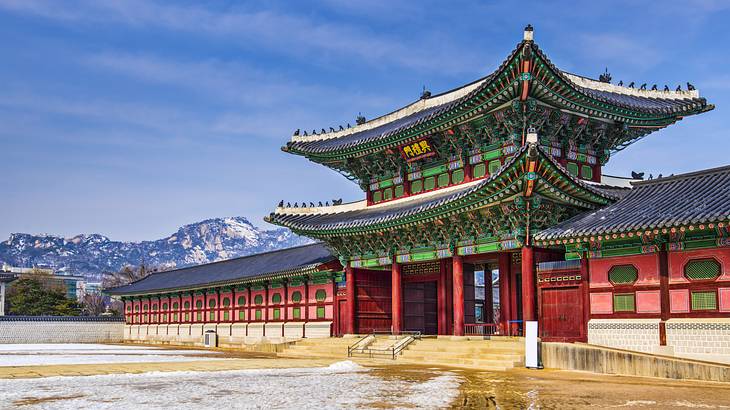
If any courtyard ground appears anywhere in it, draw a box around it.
[0,344,729,409]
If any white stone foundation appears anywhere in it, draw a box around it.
[588,318,730,364]
[666,318,730,364]
[123,321,332,346]
[588,319,660,353]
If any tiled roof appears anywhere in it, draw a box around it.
[285,40,709,155]
[106,243,336,296]
[535,165,730,241]
[269,145,618,234]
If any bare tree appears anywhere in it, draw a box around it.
[101,265,150,290]
[82,292,106,316]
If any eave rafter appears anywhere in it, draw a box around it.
[269,143,615,243]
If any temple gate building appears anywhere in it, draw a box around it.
[110,27,729,363]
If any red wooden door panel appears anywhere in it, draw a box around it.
[404,281,438,334]
[540,287,582,340]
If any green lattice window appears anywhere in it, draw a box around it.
[222,298,230,307]
[411,180,423,194]
[394,185,405,198]
[684,259,721,281]
[488,160,502,174]
[273,308,281,320]
[237,296,246,306]
[316,306,326,319]
[152,304,157,311]
[452,169,464,184]
[473,163,486,179]
[567,162,579,176]
[383,187,393,201]
[208,299,216,308]
[272,293,282,304]
[254,295,263,305]
[292,307,301,319]
[209,299,216,319]
[238,311,245,320]
[424,176,436,191]
[613,293,635,312]
[691,291,717,310]
[608,265,638,284]
[255,309,262,320]
[437,173,450,188]
[315,289,327,302]
[223,311,229,321]
[162,303,168,310]
[372,190,382,203]
[581,165,593,180]
[291,291,302,303]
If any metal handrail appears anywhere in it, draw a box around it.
[391,331,421,359]
[347,331,421,360]
[347,334,375,357]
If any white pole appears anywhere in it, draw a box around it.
[525,320,539,368]
[0,282,5,316]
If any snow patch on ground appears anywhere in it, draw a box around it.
[0,344,220,367]
[0,361,462,409]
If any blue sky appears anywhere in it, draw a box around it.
[1,0,729,242]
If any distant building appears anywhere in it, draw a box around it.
[1,264,85,302]
[0,272,19,316]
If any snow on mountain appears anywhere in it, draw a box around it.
[0,217,314,281]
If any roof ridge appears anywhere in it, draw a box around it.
[140,242,324,278]
[286,40,526,145]
[631,164,730,187]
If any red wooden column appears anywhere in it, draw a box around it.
[659,248,670,345]
[345,262,356,334]
[521,246,536,321]
[391,259,403,335]
[452,255,465,336]
[438,260,448,334]
[580,252,590,342]
[485,267,494,323]
[498,253,512,334]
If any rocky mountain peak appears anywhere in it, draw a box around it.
[0,217,313,281]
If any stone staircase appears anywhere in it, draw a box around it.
[278,336,525,371]
[278,337,358,359]
[398,337,525,371]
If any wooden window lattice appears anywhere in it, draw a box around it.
[581,165,593,180]
[452,169,465,184]
[613,293,635,312]
[402,261,441,276]
[291,291,302,303]
[394,185,405,198]
[411,180,423,194]
[691,291,717,310]
[684,259,721,281]
[473,163,486,179]
[608,265,638,284]
[437,173,450,188]
[271,293,282,304]
[567,162,579,176]
[315,289,327,302]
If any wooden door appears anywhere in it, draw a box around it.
[403,281,438,334]
[540,287,583,341]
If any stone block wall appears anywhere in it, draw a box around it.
[587,319,660,353]
[666,319,730,364]
[0,317,124,343]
